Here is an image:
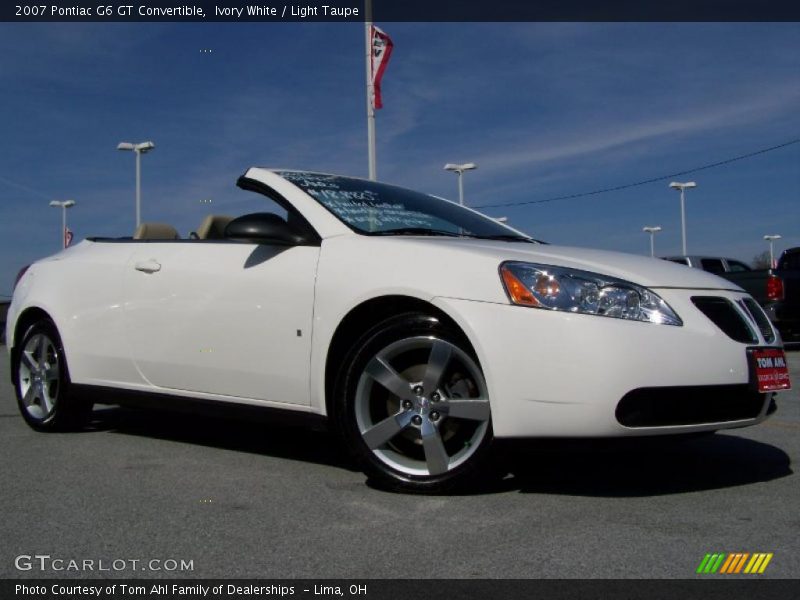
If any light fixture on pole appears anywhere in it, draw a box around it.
[642,226,662,257]
[444,163,477,206]
[49,200,76,249]
[117,141,155,228]
[764,234,782,269]
[668,181,696,255]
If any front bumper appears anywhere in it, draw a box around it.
[433,289,780,438]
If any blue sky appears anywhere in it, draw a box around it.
[0,22,798,296]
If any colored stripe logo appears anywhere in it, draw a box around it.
[696,553,773,574]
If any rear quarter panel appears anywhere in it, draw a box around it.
[9,241,145,387]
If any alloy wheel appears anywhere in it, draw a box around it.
[18,332,61,421]
[354,336,491,477]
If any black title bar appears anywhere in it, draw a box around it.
[3,1,800,22]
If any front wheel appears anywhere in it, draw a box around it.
[335,313,494,493]
[13,318,92,431]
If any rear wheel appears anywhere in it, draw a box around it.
[13,319,92,431]
[335,313,494,493]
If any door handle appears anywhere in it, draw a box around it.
[134,259,162,273]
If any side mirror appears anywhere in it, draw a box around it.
[224,213,308,245]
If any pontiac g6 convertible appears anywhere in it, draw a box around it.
[6,169,791,492]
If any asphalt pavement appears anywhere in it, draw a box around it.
[0,347,798,579]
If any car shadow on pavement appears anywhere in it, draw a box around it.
[85,407,791,496]
[489,435,793,497]
[87,405,359,472]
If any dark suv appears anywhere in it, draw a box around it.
[772,247,800,340]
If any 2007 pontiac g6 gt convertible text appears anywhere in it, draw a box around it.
[6,169,792,492]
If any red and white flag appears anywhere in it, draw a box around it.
[64,227,73,248]
[370,25,393,109]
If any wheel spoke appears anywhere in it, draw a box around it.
[365,356,414,401]
[40,383,53,415]
[362,411,413,449]
[420,419,450,476]
[21,351,37,373]
[23,384,37,407]
[422,340,452,394]
[37,335,48,368]
[445,398,491,421]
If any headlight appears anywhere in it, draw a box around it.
[499,261,682,326]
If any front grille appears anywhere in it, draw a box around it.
[740,298,776,343]
[616,385,767,427]
[692,297,757,343]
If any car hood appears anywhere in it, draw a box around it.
[397,238,742,290]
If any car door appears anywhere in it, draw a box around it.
[122,238,319,406]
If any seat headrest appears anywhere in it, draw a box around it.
[133,223,180,240]
[196,215,235,240]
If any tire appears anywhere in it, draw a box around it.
[334,312,494,493]
[13,318,92,431]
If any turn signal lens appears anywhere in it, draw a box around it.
[500,265,538,306]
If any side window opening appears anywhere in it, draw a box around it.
[726,260,751,273]
[666,257,689,266]
[700,258,725,274]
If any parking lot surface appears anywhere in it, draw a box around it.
[0,348,798,579]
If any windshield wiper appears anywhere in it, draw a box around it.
[371,228,537,243]
[472,234,537,243]
[372,227,466,237]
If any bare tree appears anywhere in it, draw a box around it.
[752,250,771,270]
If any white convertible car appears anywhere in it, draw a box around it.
[6,169,792,492]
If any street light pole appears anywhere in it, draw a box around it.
[118,141,155,228]
[49,200,76,249]
[764,234,782,268]
[444,162,477,206]
[642,226,662,257]
[365,0,376,180]
[135,148,141,227]
[669,181,697,255]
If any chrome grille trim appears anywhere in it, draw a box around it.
[739,297,776,343]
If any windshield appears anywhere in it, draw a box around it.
[277,171,532,241]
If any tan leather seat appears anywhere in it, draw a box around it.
[133,222,180,240]
[196,215,234,240]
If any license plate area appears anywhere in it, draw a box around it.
[747,347,791,392]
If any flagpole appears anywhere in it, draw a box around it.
[365,0,376,180]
